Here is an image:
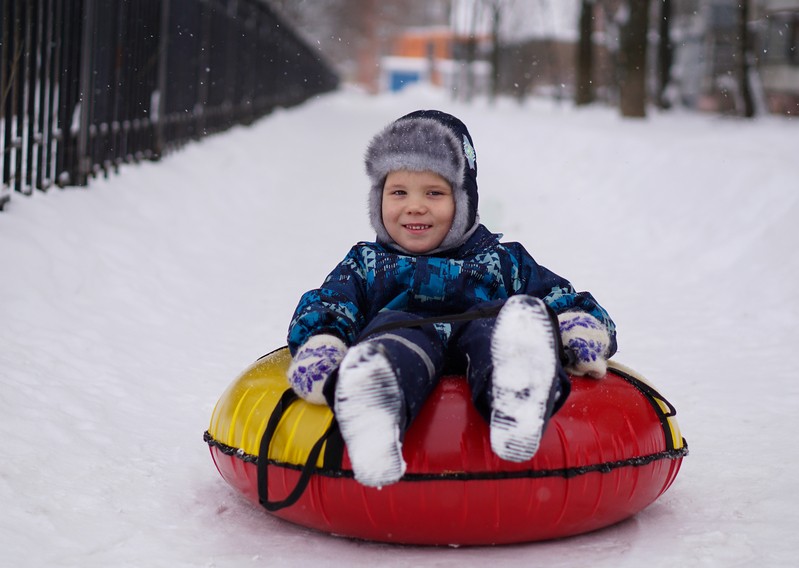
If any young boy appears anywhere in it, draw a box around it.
[286,110,616,488]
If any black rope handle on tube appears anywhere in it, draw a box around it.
[257,389,338,512]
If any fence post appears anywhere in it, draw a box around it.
[56,0,83,187]
[12,1,27,194]
[74,0,95,185]
[1,0,14,207]
[44,0,63,190]
[153,0,170,159]
[24,0,41,192]
[35,0,55,191]
[196,0,212,138]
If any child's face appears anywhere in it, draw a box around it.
[381,170,455,254]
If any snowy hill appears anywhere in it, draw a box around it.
[1,86,797,567]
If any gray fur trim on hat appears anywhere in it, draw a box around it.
[365,116,475,254]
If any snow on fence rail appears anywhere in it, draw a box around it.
[0,0,338,211]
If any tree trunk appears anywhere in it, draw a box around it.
[656,0,673,109]
[739,0,755,117]
[619,0,650,118]
[575,0,594,106]
[463,36,477,102]
[489,6,502,103]
[458,0,481,102]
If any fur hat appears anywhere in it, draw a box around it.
[364,110,479,254]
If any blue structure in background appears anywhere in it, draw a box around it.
[389,70,422,92]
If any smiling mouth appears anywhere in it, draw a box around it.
[404,224,431,231]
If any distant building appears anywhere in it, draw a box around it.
[379,26,492,96]
[380,0,573,97]
[380,27,452,92]
[681,0,746,113]
[757,0,799,114]
[662,0,798,115]
[361,0,798,115]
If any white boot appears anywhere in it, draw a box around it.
[490,295,558,462]
[335,342,406,487]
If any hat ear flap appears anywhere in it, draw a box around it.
[368,177,393,245]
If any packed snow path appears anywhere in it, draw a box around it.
[1,87,797,567]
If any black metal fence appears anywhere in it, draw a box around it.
[0,0,338,210]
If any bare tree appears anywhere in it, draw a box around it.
[618,0,651,117]
[452,0,483,102]
[482,0,513,102]
[575,0,595,106]
[738,0,755,117]
[655,0,673,109]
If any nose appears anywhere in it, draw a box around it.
[405,195,428,214]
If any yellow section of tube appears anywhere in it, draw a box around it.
[208,347,334,467]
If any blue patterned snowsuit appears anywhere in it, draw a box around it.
[288,224,616,427]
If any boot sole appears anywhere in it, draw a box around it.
[335,343,406,487]
[490,296,557,462]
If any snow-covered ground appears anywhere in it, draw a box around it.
[1,86,797,567]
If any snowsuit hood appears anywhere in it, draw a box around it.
[365,110,480,255]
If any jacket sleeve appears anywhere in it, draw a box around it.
[506,242,618,357]
[287,247,369,355]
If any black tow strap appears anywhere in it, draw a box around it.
[361,303,575,366]
[257,389,338,512]
[362,304,504,337]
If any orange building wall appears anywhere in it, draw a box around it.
[392,31,453,59]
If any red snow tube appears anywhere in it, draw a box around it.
[204,347,687,546]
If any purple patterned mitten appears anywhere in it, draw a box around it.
[557,311,610,379]
[287,334,347,405]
